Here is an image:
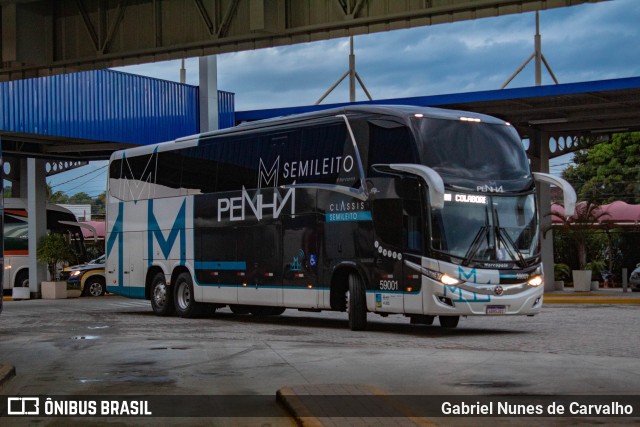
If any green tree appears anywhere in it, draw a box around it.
[91,191,106,216]
[49,190,70,204]
[550,202,609,270]
[562,132,640,204]
[36,233,77,280]
[68,192,92,204]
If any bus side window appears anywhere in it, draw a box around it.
[367,120,417,177]
[372,199,402,248]
[181,145,217,195]
[109,155,155,201]
[404,200,423,253]
[217,138,256,192]
[155,151,183,198]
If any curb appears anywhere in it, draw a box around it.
[543,296,640,305]
[0,364,16,388]
[277,384,437,427]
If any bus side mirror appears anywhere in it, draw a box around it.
[532,172,576,217]
[372,164,445,209]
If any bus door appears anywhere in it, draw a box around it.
[401,179,426,314]
[124,231,145,294]
[236,224,281,306]
[236,133,287,307]
[282,214,319,308]
[370,182,405,314]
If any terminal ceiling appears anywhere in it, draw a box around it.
[0,0,604,82]
[0,0,626,163]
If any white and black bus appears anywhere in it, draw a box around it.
[106,105,575,330]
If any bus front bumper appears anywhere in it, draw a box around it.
[422,277,544,316]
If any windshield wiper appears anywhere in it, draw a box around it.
[462,226,487,267]
[494,212,527,268]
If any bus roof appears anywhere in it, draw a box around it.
[109,105,508,161]
[4,198,79,216]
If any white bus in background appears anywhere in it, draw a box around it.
[105,105,575,330]
[3,199,87,293]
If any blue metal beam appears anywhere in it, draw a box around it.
[236,76,640,122]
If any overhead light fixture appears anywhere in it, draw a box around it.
[460,116,481,122]
[528,118,569,125]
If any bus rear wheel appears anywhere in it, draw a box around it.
[347,273,367,331]
[174,272,206,318]
[439,315,460,328]
[150,272,175,316]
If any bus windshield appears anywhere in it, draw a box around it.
[430,192,539,264]
[412,117,531,182]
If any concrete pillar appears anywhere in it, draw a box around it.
[27,158,47,296]
[198,55,219,133]
[9,158,29,198]
[529,132,555,291]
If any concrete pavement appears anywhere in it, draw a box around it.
[0,288,640,426]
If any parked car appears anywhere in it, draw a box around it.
[62,255,106,297]
[630,263,640,292]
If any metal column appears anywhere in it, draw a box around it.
[27,158,47,296]
[530,132,555,291]
[199,55,219,132]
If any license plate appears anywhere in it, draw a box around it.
[486,305,507,315]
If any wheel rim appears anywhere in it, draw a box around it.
[346,290,351,314]
[153,283,168,308]
[88,282,103,297]
[176,281,190,310]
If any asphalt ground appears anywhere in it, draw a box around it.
[0,288,640,426]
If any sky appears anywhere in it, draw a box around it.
[46,0,640,196]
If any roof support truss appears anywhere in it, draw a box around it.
[0,0,606,82]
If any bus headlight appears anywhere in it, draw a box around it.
[441,274,462,286]
[424,268,463,286]
[528,275,543,287]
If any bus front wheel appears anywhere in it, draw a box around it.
[150,273,175,316]
[174,272,206,318]
[347,273,367,331]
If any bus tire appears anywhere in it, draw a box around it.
[174,272,206,318]
[150,272,175,316]
[84,276,106,297]
[15,270,29,288]
[348,273,367,331]
[439,315,460,328]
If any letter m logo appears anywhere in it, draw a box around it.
[147,199,186,267]
[258,156,279,189]
[458,266,477,283]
